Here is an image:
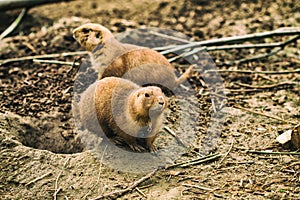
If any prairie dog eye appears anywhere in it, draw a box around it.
[82,28,89,34]
[95,32,101,38]
[145,93,150,98]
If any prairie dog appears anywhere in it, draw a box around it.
[79,77,167,152]
[73,23,194,89]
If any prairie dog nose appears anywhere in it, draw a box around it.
[158,96,165,106]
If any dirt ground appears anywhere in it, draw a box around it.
[0,0,299,199]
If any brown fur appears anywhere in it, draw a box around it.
[73,23,194,89]
[79,77,167,152]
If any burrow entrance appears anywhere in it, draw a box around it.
[2,112,84,154]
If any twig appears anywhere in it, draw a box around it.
[167,46,206,62]
[247,150,300,155]
[54,157,70,200]
[236,81,297,89]
[229,88,264,93]
[163,126,188,148]
[0,51,88,66]
[135,187,146,197]
[230,47,282,65]
[0,8,28,40]
[90,169,157,200]
[224,35,300,65]
[204,68,300,75]
[152,45,177,51]
[81,145,108,199]
[218,138,234,166]
[165,153,220,169]
[25,172,52,186]
[33,59,80,66]
[211,99,217,113]
[233,105,297,125]
[180,154,221,168]
[205,41,294,51]
[149,30,192,44]
[182,183,215,191]
[53,188,62,199]
[159,27,300,54]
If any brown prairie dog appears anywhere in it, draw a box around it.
[79,77,167,152]
[73,23,194,89]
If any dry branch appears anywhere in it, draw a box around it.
[163,126,188,148]
[236,81,297,89]
[247,150,300,155]
[0,51,88,66]
[180,154,221,168]
[165,153,220,169]
[25,172,52,186]
[33,59,79,66]
[204,68,300,74]
[159,27,300,54]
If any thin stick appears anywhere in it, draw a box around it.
[205,42,292,51]
[182,183,215,191]
[33,59,80,66]
[206,34,300,51]
[25,172,52,186]
[225,35,300,65]
[180,154,221,168]
[159,27,300,54]
[0,8,28,40]
[204,68,300,75]
[54,157,70,200]
[168,46,206,62]
[165,153,220,169]
[53,188,62,199]
[248,150,300,155]
[229,88,264,93]
[149,30,192,44]
[231,48,282,65]
[0,51,88,66]
[233,105,297,125]
[211,99,217,113]
[236,81,297,89]
[91,169,157,200]
[135,187,146,197]
[218,138,234,166]
[163,126,188,148]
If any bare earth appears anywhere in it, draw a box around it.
[0,0,299,199]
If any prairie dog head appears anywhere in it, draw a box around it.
[73,23,114,51]
[132,86,167,118]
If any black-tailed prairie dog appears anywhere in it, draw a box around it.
[73,23,194,90]
[79,77,167,152]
